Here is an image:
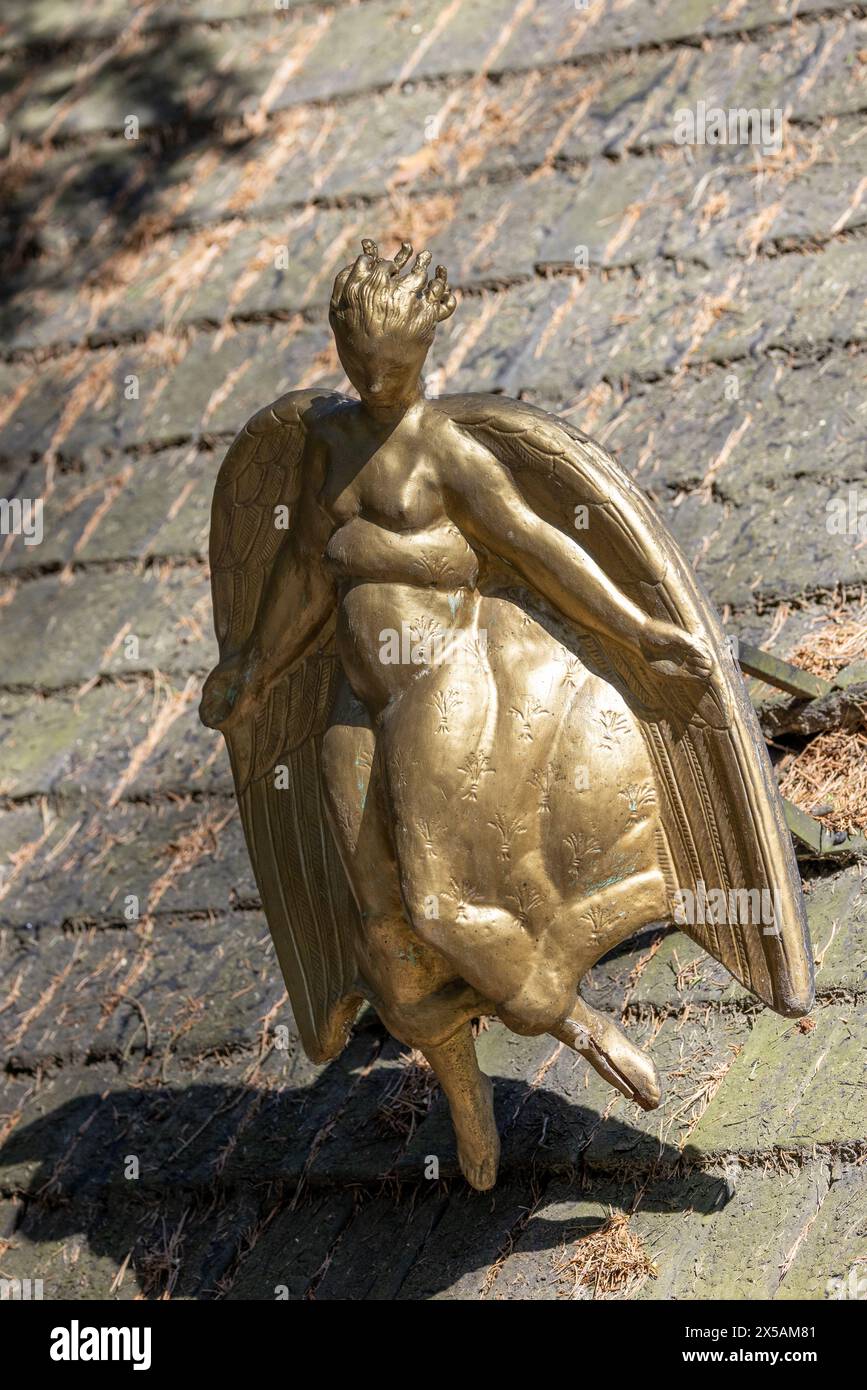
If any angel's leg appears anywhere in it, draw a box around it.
[321,683,499,1189]
[421,1024,499,1191]
[552,1003,661,1111]
[377,691,668,1112]
[543,872,669,1110]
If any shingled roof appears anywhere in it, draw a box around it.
[1,0,865,1301]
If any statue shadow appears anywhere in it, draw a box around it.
[0,1057,729,1300]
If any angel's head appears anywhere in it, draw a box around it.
[329,239,456,412]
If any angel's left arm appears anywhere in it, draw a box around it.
[443,433,656,657]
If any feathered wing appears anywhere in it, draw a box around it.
[438,394,814,1018]
[209,389,362,1062]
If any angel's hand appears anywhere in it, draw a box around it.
[200,648,263,731]
[639,620,714,682]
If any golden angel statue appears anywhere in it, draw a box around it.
[200,239,813,1190]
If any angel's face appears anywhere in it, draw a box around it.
[332,321,431,413]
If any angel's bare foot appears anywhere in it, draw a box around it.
[640,620,713,682]
[454,1073,500,1191]
[421,1027,500,1192]
[552,999,661,1111]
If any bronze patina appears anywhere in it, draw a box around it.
[201,240,813,1190]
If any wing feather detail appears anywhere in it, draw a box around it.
[208,389,362,1062]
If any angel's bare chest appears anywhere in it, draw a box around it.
[319,436,442,529]
[317,434,478,589]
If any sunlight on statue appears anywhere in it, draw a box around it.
[200,240,813,1191]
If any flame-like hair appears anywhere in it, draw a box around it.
[329,238,457,344]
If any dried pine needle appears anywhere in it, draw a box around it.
[553,1211,658,1299]
[375,1050,438,1139]
[777,606,867,832]
[785,603,867,679]
[778,728,867,833]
